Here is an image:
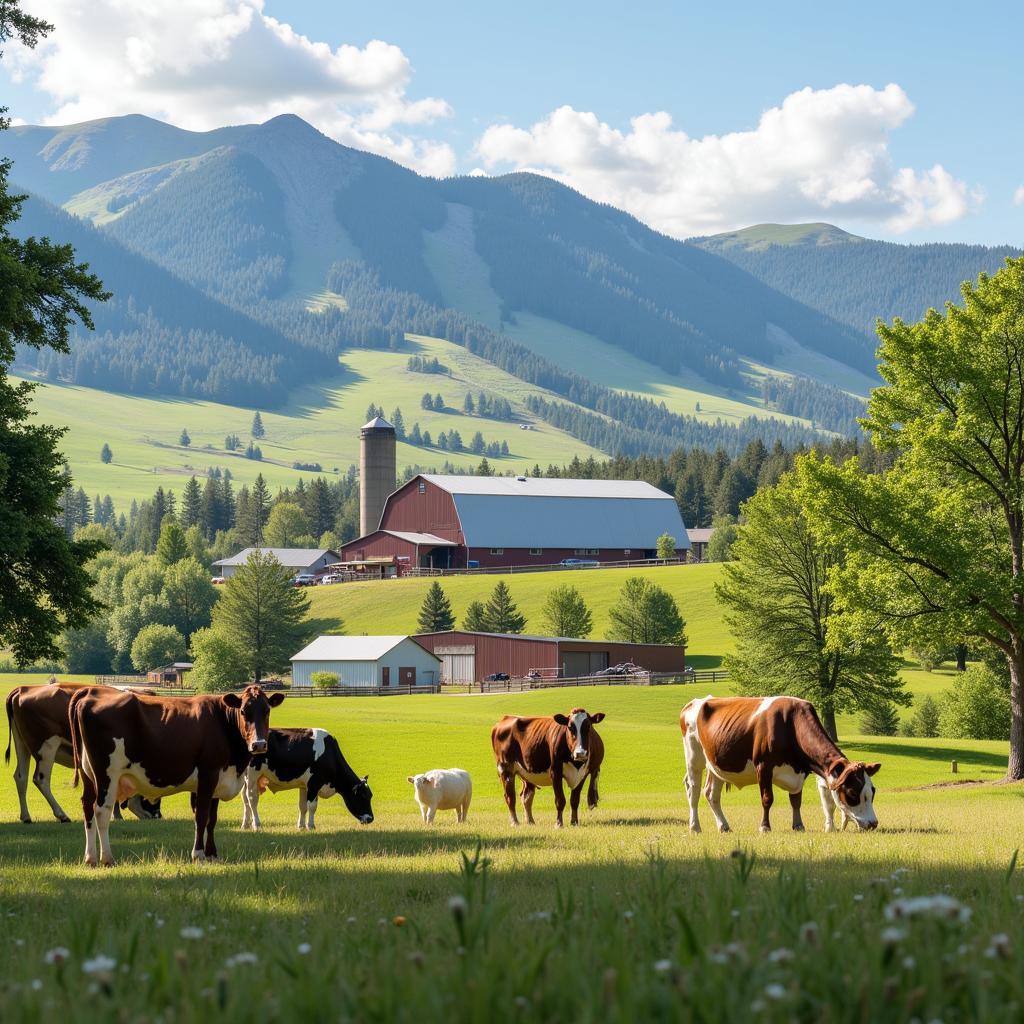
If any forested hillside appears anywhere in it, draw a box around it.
[696,223,1022,336]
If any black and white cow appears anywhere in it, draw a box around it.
[241,727,374,830]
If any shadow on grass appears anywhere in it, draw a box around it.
[854,740,1009,770]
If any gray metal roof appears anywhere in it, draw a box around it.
[383,530,458,547]
[685,528,713,543]
[362,416,394,431]
[418,476,688,549]
[291,635,439,662]
[212,547,339,568]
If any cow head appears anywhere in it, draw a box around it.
[827,760,881,830]
[553,708,605,763]
[122,796,162,820]
[343,774,374,825]
[223,686,284,754]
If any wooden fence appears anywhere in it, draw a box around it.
[401,557,687,578]
[474,668,729,694]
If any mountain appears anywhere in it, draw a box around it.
[695,223,1022,337]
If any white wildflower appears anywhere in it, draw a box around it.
[225,952,258,968]
[622,910,634,922]
[881,927,906,945]
[799,922,819,945]
[764,983,786,1000]
[768,947,795,964]
[82,954,117,976]
[853,893,864,903]
[984,934,1011,960]
[884,895,971,924]
[902,955,917,970]
[31,979,42,991]
[528,911,551,923]
[448,895,467,917]
[297,943,312,955]
[653,959,674,974]
[43,948,70,966]
[179,927,204,941]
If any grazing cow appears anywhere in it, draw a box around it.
[491,708,605,827]
[407,768,472,824]
[5,682,161,823]
[69,685,283,866]
[680,695,881,834]
[240,727,374,830]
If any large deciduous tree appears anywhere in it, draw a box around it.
[211,549,311,683]
[799,258,1024,778]
[0,4,111,663]
[716,471,907,740]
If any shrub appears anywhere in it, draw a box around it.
[912,646,947,672]
[310,671,339,690]
[938,665,1011,740]
[130,624,186,673]
[189,627,247,693]
[860,702,900,736]
[909,695,941,738]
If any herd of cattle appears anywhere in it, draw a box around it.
[4,681,882,866]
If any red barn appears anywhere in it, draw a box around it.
[340,474,690,571]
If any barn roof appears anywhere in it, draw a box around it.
[416,475,689,549]
[291,635,439,662]
[382,530,458,546]
[213,548,339,568]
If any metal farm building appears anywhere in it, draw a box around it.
[290,635,441,688]
[340,474,690,572]
[412,630,686,684]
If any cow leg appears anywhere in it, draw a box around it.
[241,772,257,831]
[306,794,319,832]
[112,801,123,821]
[204,799,220,860]
[460,791,470,823]
[789,790,805,832]
[552,773,566,829]
[521,781,537,825]
[33,749,72,823]
[816,777,836,833]
[569,783,583,826]
[11,730,32,823]
[757,766,774,833]
[683,731,706,833]
[192,785,213,862]
[296,789,309,830]
[498,763,519,826]
[81,773,99,867]
[93,774,117,867]
[586,769,600,811]
[704,774,731,833]
[425,804,437,824]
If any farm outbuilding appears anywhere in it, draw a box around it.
[290,635,441,688]
[412,630,686,683]
[340,474,690,570]
[213,547,340,579]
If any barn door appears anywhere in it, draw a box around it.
[399,667,416,686]
[381,666,390,687]
[442,653,475,684]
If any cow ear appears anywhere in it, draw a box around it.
[864,762,881,776]
[222,692,242,709]
[590,712,605,724]
[361,775,369,784]
[407,776,415,784]
[553,714,569,726]
[267,692,285,707]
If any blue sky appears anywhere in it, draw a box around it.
[3,0,1022,245]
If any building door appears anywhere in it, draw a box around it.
[399,667,416,686]
[381,666,390,687]
[442,653,475,684]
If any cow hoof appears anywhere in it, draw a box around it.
[758,825,771,834]
[553,822,563,829]
[793,825,805,833]
[20,817,32,825]
[191,850,207,863]
[100,858,116,869]
[58,816,72,824]
[717,824,731,834]
[689,825,702,835]
[84,858,98,868]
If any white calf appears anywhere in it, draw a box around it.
[408,769,472,824]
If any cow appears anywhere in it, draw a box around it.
[491,708,605,827]
[69,684,283,866]
[407,768,472,824]
[5,682,161,823]
[680,695,881,834]
[240,727,374,831]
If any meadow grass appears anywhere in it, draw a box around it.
[1,679,1021,1023]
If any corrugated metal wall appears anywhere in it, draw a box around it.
[292,660,378,686]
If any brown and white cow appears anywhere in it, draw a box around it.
[491,708,605,827]
[5,682,160,823]
[680,695,881,833]
[69,685,283,866]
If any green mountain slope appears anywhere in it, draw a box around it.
[695,222,1022,335]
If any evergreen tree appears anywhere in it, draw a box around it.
[179,428,191,447]
[422,430,433,448]
[434,393,444,411]
[417,581,456,632]
[155,520,189,567]
[200,478,220,539]
[391,407,405,439]
[470,431,486,454]
[540,584,593,638]
[477,458,493,476]
[251,411,265,438]
[482,581,526,633]
[181,476,202,528]
[212,549,312,682]
[463,599,488,632]
[463,393,475,415]
[608,577,686,646]
[409,422,423,445]
[100,443,112,464]
[421,392,433,411]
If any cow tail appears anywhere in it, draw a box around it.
[4,690,16,764]
[68,693,83,789]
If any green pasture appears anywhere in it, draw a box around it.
[17,334,603,506]
[1,675,1022,1023]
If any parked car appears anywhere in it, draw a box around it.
[594,662,643,677]
[484,672,510,682]
[292,573,317,586]
[559,558,600,568]
[319,573,343,585]
[210,576,225,585]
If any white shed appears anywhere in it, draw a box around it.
[290,635,441,688]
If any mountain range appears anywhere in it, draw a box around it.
[2,113,1020,475]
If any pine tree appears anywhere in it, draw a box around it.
[463,393,475,415]
[391,407,405,439]
[179,428,191,447]
[417,581,456,632]
[471,431,486,454]
[421,392,433,411]
[155,520,189,567]
[100,443,112,464]
[463,600,488,632]
[482,581,526,634]
[182,476,202,528]
[434,393,444,411]
[251,411,265,438]
[409,422,422,445]
[477,458,493,476]
[422,430,433,448]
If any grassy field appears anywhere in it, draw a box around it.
[18,335,604,505]
[1,675,1021,1023]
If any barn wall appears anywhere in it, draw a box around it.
[380,480,463,542]
[291,659,378,687]
[465,547,656,567]
[377,639,441,686]
[340,531,417,563]
[559,640,686,673]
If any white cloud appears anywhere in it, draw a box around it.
[475,84,977,236]
[7,0,455,176]
[1014,185,1024,206]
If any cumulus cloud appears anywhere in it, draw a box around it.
[1014,186,1024,207]
[7,0,455,176]
[476,84,976,236]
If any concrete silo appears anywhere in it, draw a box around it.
[360,416,397,536]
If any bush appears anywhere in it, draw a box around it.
[310,671,339,690]
[861,702,900,736]
[938,665,1011,740]
[130,623,186,673]
[189,627,247,693]
[906,695,941,738]
[912,646,947,672]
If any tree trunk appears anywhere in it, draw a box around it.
[254,667,262,686]
[1007,650,1024,782]
[955,644,967,672]
[821,702,838,742]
